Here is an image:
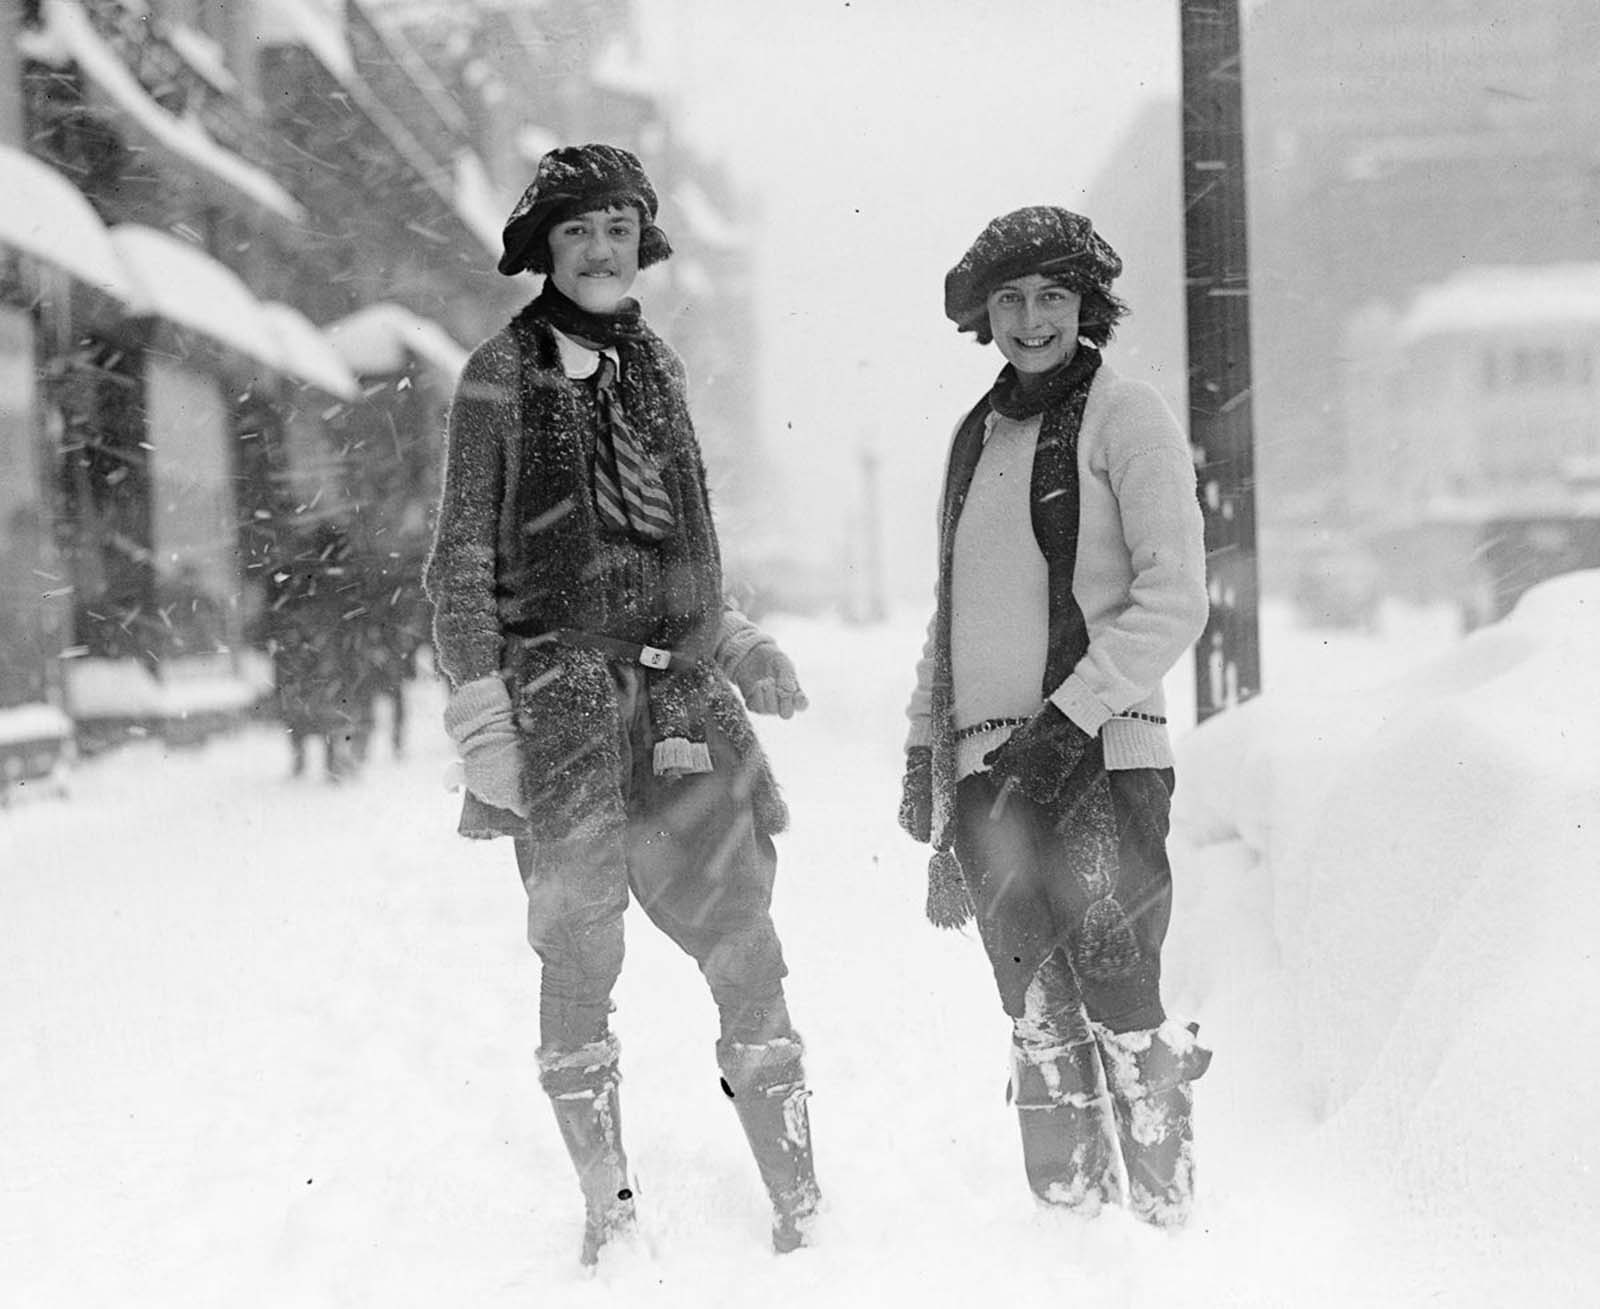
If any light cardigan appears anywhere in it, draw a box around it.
[905,363,1208,776]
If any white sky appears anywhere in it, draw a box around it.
[640,0,1183,602]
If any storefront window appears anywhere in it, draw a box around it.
[145,355,241,660]
[52,337,154,665]
[0,304,59,708]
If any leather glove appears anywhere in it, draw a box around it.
[729,643,808,719]
[442,675,529,817]
[898,745,933,843]
[982,702,1099,812]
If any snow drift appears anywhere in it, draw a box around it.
[1168,569,1600,1304]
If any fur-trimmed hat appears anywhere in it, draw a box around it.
[944,206,1122,334]
[497,143,673,277]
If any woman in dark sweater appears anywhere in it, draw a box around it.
[425,144,818,1265]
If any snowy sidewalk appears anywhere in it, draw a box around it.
[3,601,1595,1307]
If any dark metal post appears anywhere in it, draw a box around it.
[1182,0,1261,720]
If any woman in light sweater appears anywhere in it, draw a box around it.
[899,207,1213,1227]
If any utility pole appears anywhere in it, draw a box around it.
[1181,0,1261,721]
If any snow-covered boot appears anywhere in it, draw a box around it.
[1096,1021,1212,1228]
[1009,1034,1121,1213]
[718,1035,821,1253]
[539,1036,636,1266]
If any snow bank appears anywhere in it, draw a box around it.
[1169,570,1600,1303]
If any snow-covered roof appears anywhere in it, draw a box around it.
[1399,265,1600,343]
[109,224,285,372]
[324,303,468,383]
[257,0,355,81]
[0,144,138,303]
[37,0,304,224]
[260,302,362,401]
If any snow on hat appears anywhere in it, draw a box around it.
[944,206,1123,334]
[497,143,672,276]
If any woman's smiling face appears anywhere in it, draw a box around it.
[986,274,1082,376]
[546,205,642,312]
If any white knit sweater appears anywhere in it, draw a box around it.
[905,363,1208,776]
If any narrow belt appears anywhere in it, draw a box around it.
[549,627,702,673]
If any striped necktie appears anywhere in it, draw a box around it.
[590,353,675,543]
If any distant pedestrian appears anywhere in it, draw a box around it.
[899,207,1213,1226]
[264,520,369,781]
[424,143,819,1265]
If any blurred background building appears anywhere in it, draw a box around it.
[1085,0,1600,630]
[0,0,763,786]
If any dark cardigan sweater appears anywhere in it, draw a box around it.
[424,313,786,842]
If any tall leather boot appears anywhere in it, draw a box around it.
[538,1035,636,1266]
[1010,1034,1122,1214]
[1096,1021,1213,1229]
[717,1035,821,1253]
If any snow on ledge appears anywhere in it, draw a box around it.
[0,703,73,748]
[63,656,260,721]
[1400,263,1600,342]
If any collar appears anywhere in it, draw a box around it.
[552,328,622,381]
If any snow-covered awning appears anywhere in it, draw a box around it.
[255,0,355,81]
[109,224,285,372]
[35,0,305,225]
[1400,265,1600,343]
[325,303,468,384]
[261,302,362,401]
[0,144,138,304]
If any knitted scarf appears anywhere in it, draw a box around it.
[529,281,646,348]
[925,346,1143,981]
[492,299,783,841]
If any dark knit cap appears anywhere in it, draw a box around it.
[944,206,1122,333]
[498,143,673,276]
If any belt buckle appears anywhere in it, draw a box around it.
[638,644,671,671]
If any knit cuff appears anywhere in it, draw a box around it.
[443,674,515,744]
[714,609,775,679]
[1048,674,1113,735]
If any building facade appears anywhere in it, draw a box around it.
[0,0,765,792]
[1081,0,1600,604]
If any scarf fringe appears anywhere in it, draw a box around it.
[1079,894,1142,979]
[925,848,974,930]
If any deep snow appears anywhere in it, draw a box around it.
[3,579,1598,1307]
